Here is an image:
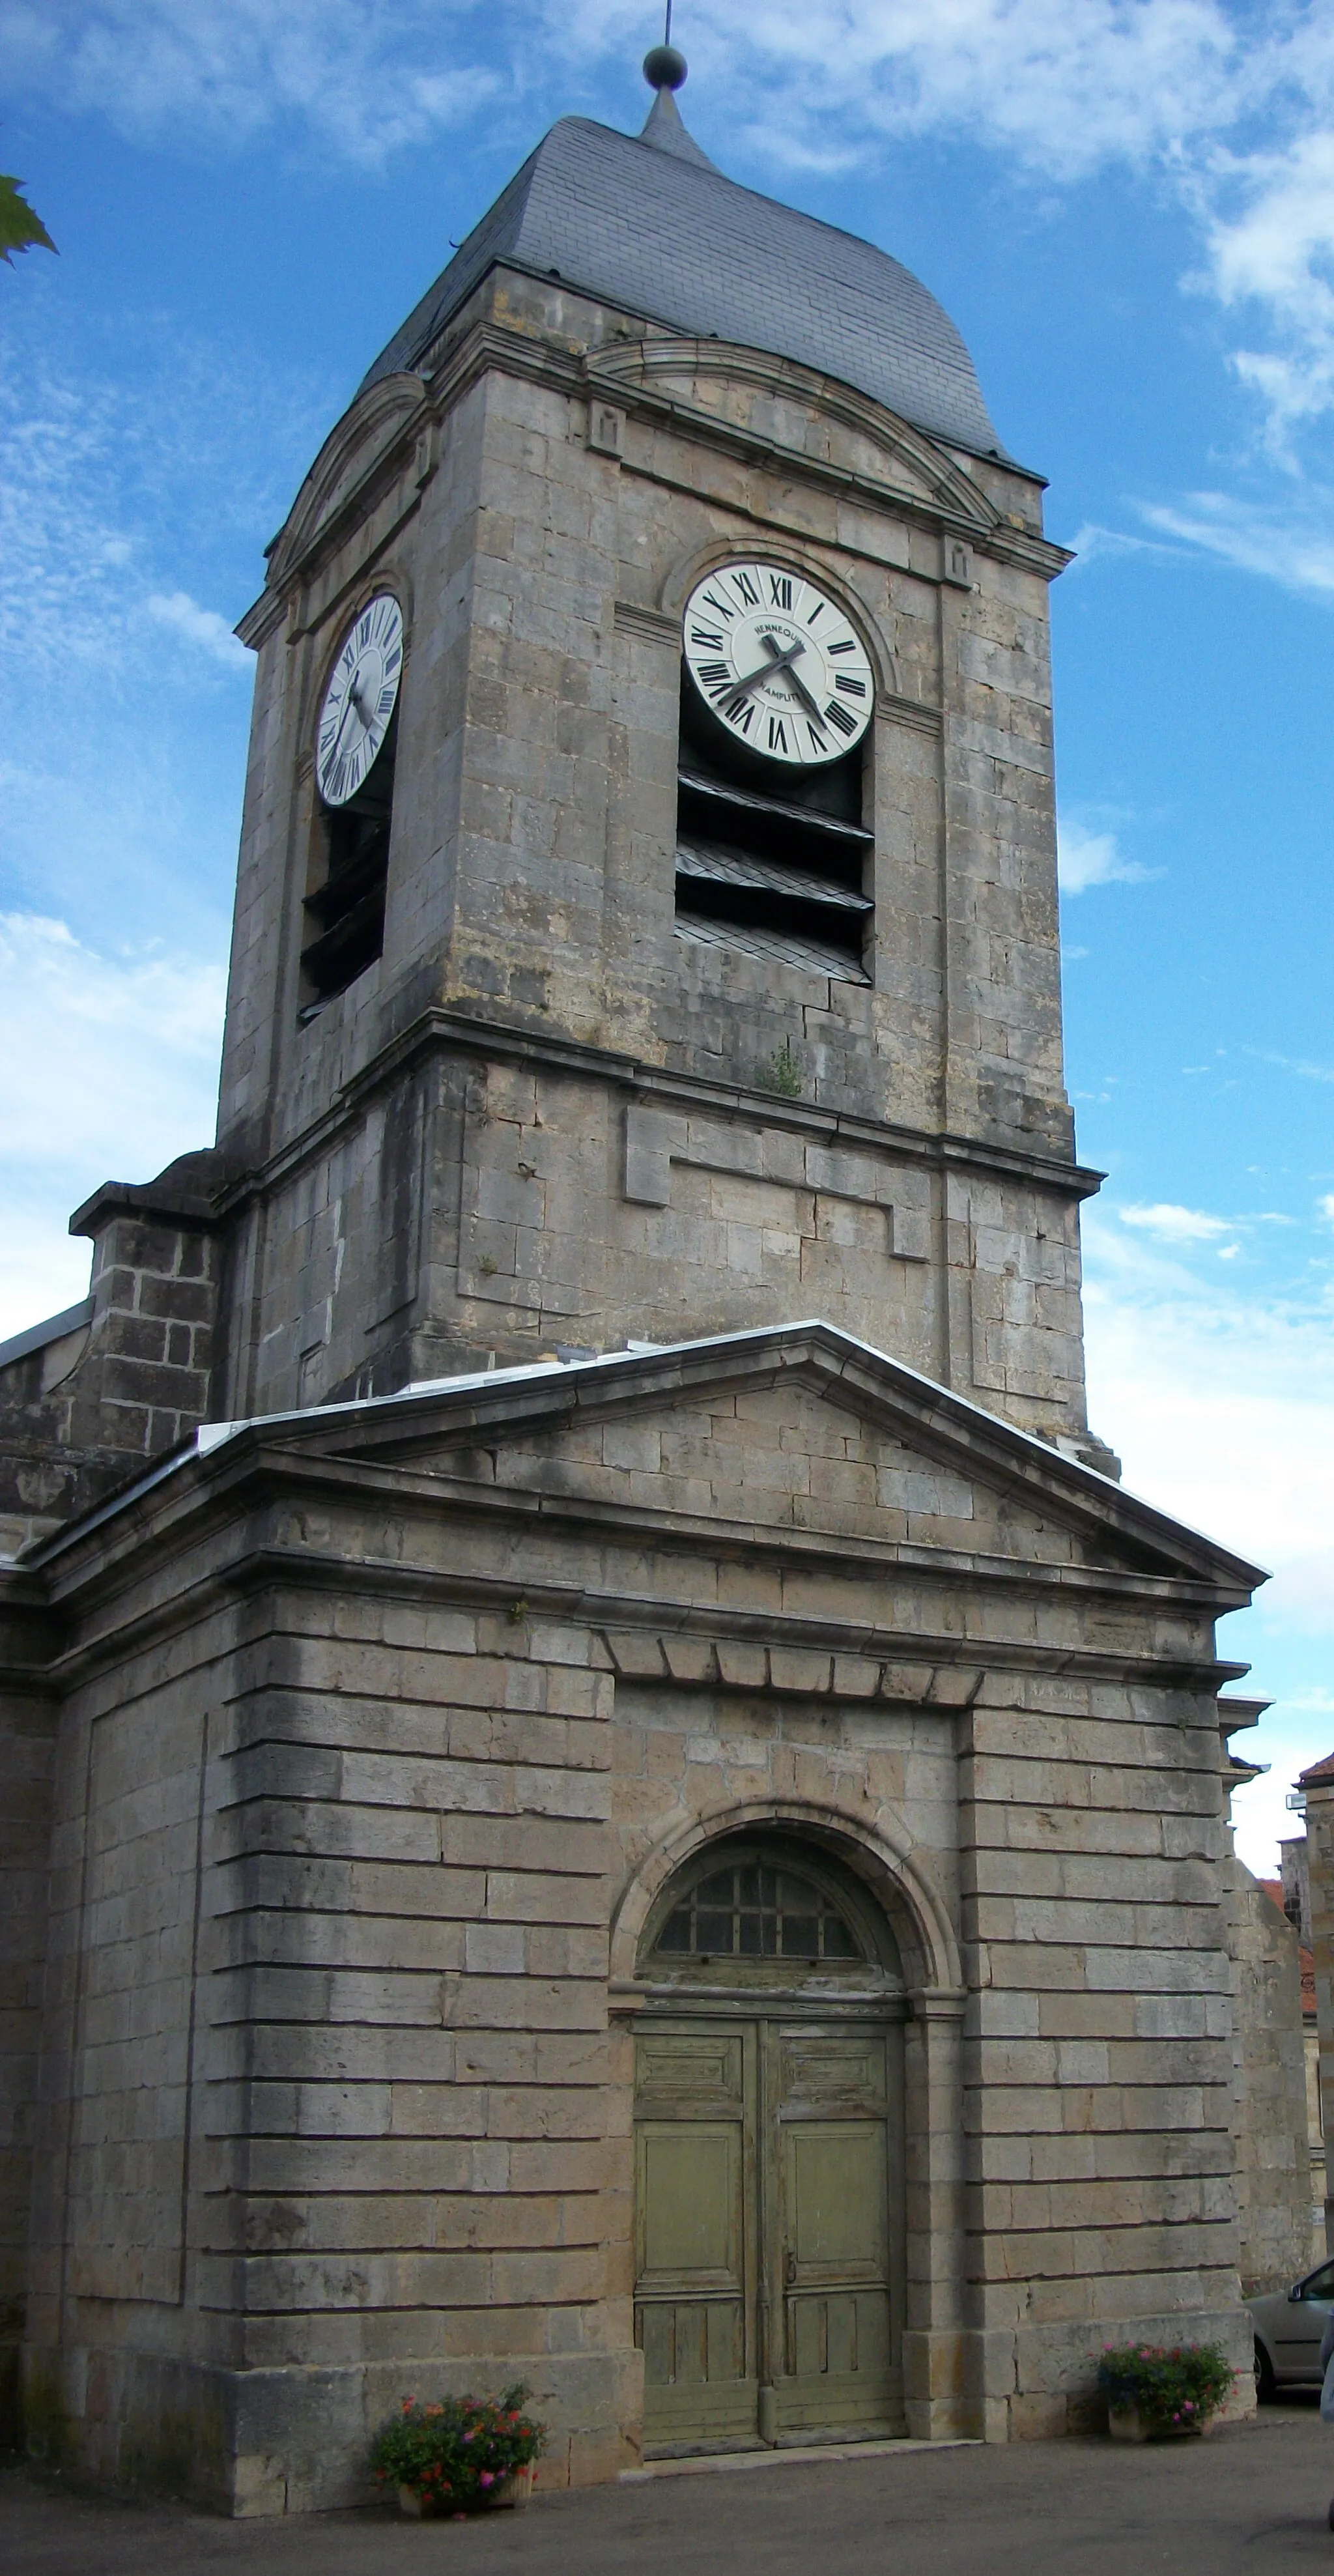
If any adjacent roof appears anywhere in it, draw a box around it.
[358,109,1004,459]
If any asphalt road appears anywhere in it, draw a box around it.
[5,2403,1334,2575]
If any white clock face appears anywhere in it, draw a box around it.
[315,593,404,807]
[682,562,873,768]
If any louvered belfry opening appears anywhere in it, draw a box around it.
[674,676,872,982]
[300,707,399,1011]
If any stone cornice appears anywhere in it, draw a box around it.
[241,300,1071,637]
[24,1524,1252,1698]
[217,1004,1101,1222]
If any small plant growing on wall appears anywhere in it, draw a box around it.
[371,2386,545,2515]
[1096,2343,1234,2439]
[758,1038,804,1098]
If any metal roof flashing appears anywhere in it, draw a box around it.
[4,1322,1267,1596]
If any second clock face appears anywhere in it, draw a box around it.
[316,593,404,807]
[682,561,874,769]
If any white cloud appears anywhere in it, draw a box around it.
[1249,1046,1334,1083]
[1083,1209,1334,1867]
[1083,1212,1334,1604]
[1057,816,1155,894]
[0,913,225,1164]
[1138,492,1334,594]
[146,590,251,669]
[1118,1201,1233,1244]
[0,913,227,1338]
[8,3,1334,476]
[0,0,500,165]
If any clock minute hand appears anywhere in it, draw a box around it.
[325,672,365,770]
[722,637,804,715]
[757,631,825,725]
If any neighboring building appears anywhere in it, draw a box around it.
[1279,1832,1313,1946]
[1254,1878,1324,2273]
[1272,1830,1325,2262]
[0,51,1310,2512]
[1296,1764,1334,2263]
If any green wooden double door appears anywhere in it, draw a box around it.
[634,2014,905,2454]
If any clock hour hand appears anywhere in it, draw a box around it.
[325,672,365,770]
[757,631,824,724]
[721,635,804,715]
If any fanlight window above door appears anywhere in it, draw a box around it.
[653,1857,863,1964]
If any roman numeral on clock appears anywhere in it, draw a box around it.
[690,625,726,651]
[767,573,793,608]
[827,638,856,656]
[702,588,735,622]
[835,674,867,697]
[767,715,789,753]
[696,661,731,688]
[823,699,857,737]
[731,569,760,606]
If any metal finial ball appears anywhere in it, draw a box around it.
[643,43,687,90]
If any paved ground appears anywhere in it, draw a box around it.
[5,2399,1334,2575]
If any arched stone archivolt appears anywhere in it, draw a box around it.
[608,1792,963,2001]
[655,534,901,704]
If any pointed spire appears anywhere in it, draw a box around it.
[640,17,720,173]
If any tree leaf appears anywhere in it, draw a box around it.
[0,173,57,266]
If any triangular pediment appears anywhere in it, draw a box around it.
[253,1323,1262,1599]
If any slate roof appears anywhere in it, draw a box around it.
[358,110,1004,459]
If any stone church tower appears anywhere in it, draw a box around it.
[0,51,1308,2512]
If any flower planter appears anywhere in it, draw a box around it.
[1108,2405,1213,2443]
[397,2463,534,2517]
[373,2385,545,2517]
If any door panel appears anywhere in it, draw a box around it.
[771,2029,899,2440]
[634,2013,902,2454]
[634,2027,757,2449]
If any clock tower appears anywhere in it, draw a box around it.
[9,51,1286,2518]
[212,48,1108,1468]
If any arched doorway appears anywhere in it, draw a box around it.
[631,1833,907,2455]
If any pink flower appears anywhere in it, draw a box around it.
[479,2472,495,2488]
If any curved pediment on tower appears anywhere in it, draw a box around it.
[263,372,428,594]
[586,337,1002,536]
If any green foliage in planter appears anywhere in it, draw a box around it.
[370,2384,545,2510]
[1096,2342,1234,2433]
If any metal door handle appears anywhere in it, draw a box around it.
[785,2249,797,2286]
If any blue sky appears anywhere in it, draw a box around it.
[3,1,1334,1868]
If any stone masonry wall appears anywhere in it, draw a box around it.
[0,1644,55,2444]
[10,1339,1257,2500]
[208,270,1099,1449]
[0,1154,223,1556]
[937,1678,1249,2432]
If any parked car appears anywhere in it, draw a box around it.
[1247,2255,1334,2396]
